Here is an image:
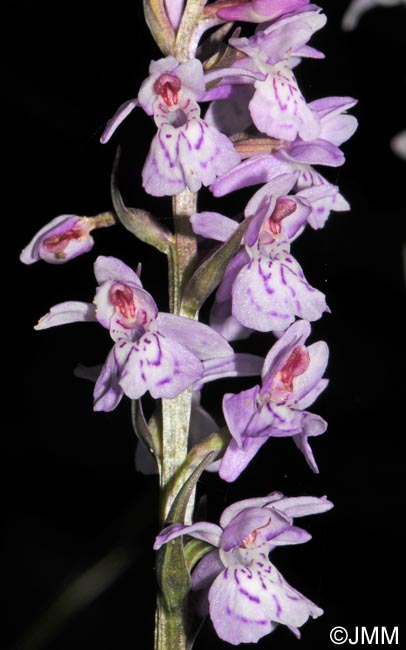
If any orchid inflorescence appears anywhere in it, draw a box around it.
[21,1,357,647]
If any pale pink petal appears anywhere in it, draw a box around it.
[261,319,310,379]
[287,341,329,406]
[211,155,293,196]
[274,495,333,518]
[155,313,233,360]
[165,0,184,30]
[219,436,268,482]
[94,256,143,287]
[154,521,222,550]
[100,98,138,143]
[93,346,124,412]
[35,301,97,330]
[190,211,239,242]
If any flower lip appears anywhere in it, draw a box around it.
[167,108,188,127]
[153,73,181,107]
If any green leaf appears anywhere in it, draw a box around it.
[156,535,190,613]
[180,216,252,317]
[185,427,230,470]
[156,452,217,612]
[166,427,231,524]
[111,148,173,254]
[167,451,218,526]
[156,436,228,614]
[184,538,213,574]
[131,400,161,471]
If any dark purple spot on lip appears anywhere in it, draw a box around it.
[236,615,249,623]
[287,593,301,601]
[157,377,171,386]
[280,265,288,286]
[269,310,290,319]
[272,594,282,617]
[239,588,260,603]
[195,121,205,150]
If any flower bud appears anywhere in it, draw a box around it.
[20,212,115,265]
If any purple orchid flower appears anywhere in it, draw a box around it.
[210,95,357,227]
[192,174,329,334]
[154,491,333,644]
[214,0,311,24]
[222,7,326,142]
[243,171,340,239]
[101,56,241,196]
[219,320,328,481]
[20,215,96,265]
[35,256,233,409]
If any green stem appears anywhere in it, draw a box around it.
[160,388,194,522]
[155,190,198,650]
[169,189,198,314]
[154,596,188,650]
[161,189,198,521]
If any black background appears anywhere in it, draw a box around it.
[3,1,405,649]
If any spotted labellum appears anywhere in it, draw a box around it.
[155,492,333,644]
[101,56,243,196]
[219,320,329,481]
[35,256,233,408]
